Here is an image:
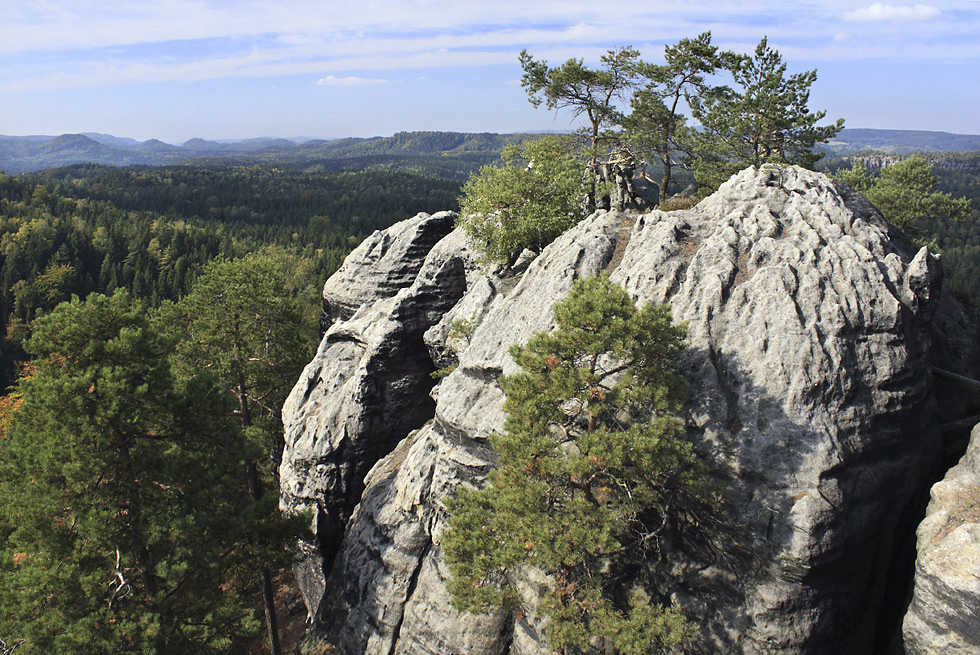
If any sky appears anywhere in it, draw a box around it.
[1,0,979,144]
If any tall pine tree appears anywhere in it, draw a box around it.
[156,252,315,655]
[0,291,276,654]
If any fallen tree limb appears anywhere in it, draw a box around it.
[932,366,980,393]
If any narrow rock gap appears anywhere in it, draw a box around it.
[605,213,637,273]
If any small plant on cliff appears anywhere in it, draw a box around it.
[443,274,707,654]
[456,135,590,266]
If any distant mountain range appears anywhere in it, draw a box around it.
[817,128,980,155]
[0,131,533,175]
[1,128,978,175]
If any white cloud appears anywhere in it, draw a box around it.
[315,75,388,86]
[843,3,942,23]
[2,0,977,95]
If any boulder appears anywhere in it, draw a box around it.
[903,422,980,654]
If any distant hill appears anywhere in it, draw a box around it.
[818,128,980,155]
[0,131,529,175]
[81,133,140,148]
[2,128,978,175]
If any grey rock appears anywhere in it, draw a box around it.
[287,166,979,654]
[903,423,980,655]
[435,210,624,438]
[279,211,471,614]
[299,210,628,654]
[321,211,457,325]
[609,165,944,653]
[305,421,509,655]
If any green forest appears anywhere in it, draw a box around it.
[0,164,463,386]
[0,160,466,653]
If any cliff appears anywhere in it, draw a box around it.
[903,423,980,654]
[279,165,980,654]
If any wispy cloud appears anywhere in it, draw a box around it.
[315,75,388,86]
[843,3,942,23]
[1,0,977,95]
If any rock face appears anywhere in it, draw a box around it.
[903,422,980,654]
[278,210,472,613]
[319,210,460,325]
[281,166,979,654]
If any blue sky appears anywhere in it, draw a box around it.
[2,0,979,144]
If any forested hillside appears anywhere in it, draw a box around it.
[0,164,463,387]
[0,131,531,175]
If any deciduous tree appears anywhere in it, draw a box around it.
[456,136,589,265]
[834,155,971,229]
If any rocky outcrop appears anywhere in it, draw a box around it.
[608,166,943,653]
[304,210,628,655]
[278,211,472,614]
[282,166,979,654]
[320,210,459,325]
[903,423,980,654]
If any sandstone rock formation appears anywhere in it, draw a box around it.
[280,166,979,654]
[903,422,980,655]
[278,210,473,613]
[319,210,460,325]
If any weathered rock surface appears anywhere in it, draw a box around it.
[303,210,627,654]
[284,166,979,654]
[320,210,458,325]
[278,210,470,614]
[608,165,943,653]
[903,422,980,654]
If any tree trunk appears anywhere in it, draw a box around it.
[241,380,283,655]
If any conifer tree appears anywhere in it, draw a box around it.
[156,252,314,655]
[0,291,271,654]
[624,32,722,206]
[444,274,707,654]
[834,155,971,229]
[690,37,844,193]
[520,47,641,211]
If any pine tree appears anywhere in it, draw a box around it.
[690,37,844,193]
[0,291,270,654]
[156,252,315,655]
[444,274,707,654]
[834,155,971,230]
[625,32,722,206]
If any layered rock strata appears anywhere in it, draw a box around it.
[282,166,976,654]
[278,210,473,614]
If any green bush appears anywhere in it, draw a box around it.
[456,136,589,265]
